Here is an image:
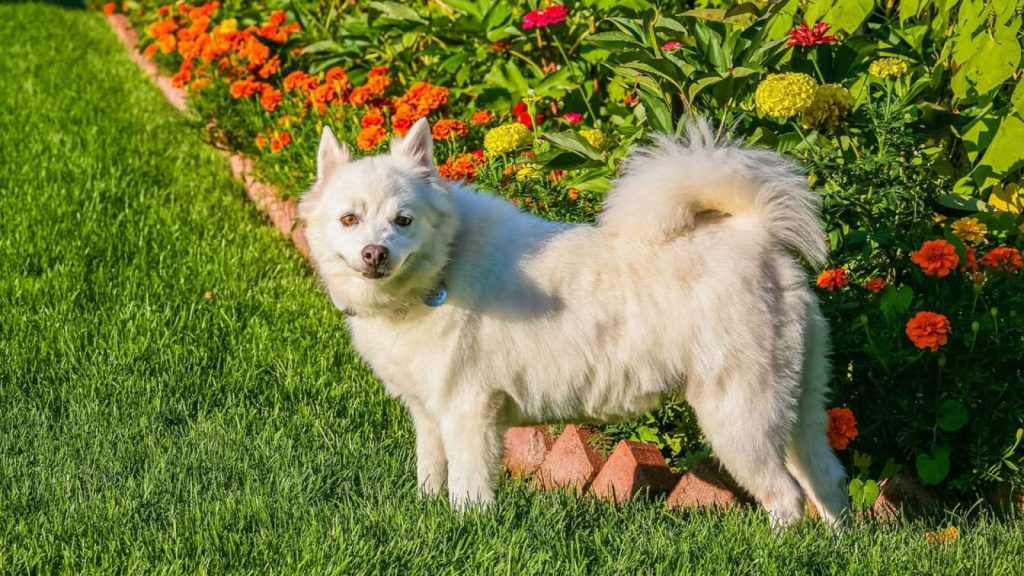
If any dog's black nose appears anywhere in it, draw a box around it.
[361,244,389,267]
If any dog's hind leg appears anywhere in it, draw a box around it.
[783,309,849,525]
[686,369,806,527]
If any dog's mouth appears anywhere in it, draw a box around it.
[360,267,390,280]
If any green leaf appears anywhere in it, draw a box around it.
[937,400,969,432]
[1012,81,1024,117]
[975,115,1024,188]
[301,40,343,55]
[879,285,913,322]
[916,446,951,486]
[861,479,880,507]
[848,477,864,505]
[542,131,603,161]
[369,1,427,23]
[808,0,872,34]
[935,193,997,214]
[637,90,673,133]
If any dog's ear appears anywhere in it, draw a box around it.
[391,118,433,170]
[317,125,349,182]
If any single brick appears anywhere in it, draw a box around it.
[503,426,553,478]
[536,425,604,493]
[871,473,939,521]
[667,457,754,510]
[590,440,678,503]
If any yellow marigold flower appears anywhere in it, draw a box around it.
[217,18,238,34]
[951,217,988,244]
[516,163,540,181]
[754,73,817,118]
[869,58,909,78]
[579,128,607,150]
[484,123,533,155]
[801,84,853,131]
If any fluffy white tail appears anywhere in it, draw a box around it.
[599,120,827,268]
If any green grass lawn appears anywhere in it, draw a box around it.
[0,3,1022,574]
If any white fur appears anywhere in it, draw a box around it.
[300,118,848,525]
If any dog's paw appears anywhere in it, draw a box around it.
[448,489,495,512]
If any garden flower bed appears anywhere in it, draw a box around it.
[97,0,1023,515]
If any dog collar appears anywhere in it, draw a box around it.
[422,281,448,307]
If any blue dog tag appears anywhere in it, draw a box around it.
[423,282,448,307]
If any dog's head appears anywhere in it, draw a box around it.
[299,118,457,315]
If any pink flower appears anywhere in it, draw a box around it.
[522,5,569,30]
[561,112,583,125]
[787,21,837,48]
[661,41,683,51]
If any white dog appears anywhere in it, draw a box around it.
[299,117,848,525]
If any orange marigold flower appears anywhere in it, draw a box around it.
[431,119,468,140]
[368,65,389,77]
[255,133,269,149]
[470,110,494,126]
[156,33,177,54]
[348,86,373,107]
[171,61,193,89]
[397,82,448,115]
[356,125,388,151]
[229,77,265,99]
[260,87,283,112]
[103,2,116,15]
[816,267,848,291]
[864,276,886,294]
[826,407,857,451]
[391,104,426,137]
[361,107,386,128]
[906,311,951,352]
[257,56,280,79]
[437,151,486,182]
[283,70,317,93]
[911,239,958,277]
[980,246,1022,273]
[925,526,959,545]
[269,131,291,153]
[325,67,351,100]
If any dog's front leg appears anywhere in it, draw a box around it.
[407,401,447,497]
[439,398,501,510]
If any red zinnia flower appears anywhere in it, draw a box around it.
[980,246,1022,273]
[863,277,886,294]
[512,101,544,128]
[816,268,848,291]
[826,407,858,450]
[787,21,837,48]
[911,239,959,278]
[905,311,951,352]
[522,5,569,30]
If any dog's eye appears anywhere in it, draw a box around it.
[394,215,413,227]
[340,213,359,227]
